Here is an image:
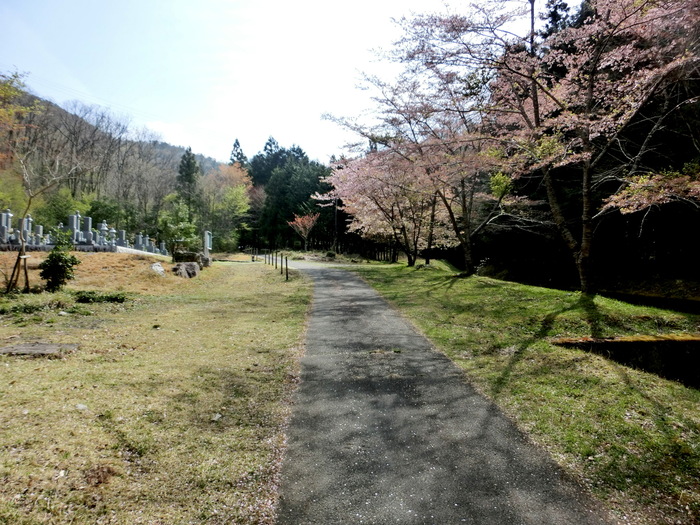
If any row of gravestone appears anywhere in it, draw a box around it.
[0,209,168,255]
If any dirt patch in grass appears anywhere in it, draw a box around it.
[211,252,256,262]
[0,341,78,356]
[0,256,311,524]
[355,264,700,525]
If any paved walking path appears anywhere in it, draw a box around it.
[277,263,611,524]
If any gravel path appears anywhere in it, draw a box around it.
[277,263,612,524]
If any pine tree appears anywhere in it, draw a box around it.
[177,146,200,221]
[539,0,571,38]
[229,138,248,166]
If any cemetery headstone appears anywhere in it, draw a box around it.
[83,216,93,244]
[34,224,43,246]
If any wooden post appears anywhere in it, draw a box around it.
[21,255,30,293]
[285,257,289,281]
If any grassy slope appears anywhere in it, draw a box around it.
[353,262,700,525]
[0,253,311,524]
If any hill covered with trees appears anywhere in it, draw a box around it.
[0,73,337,254]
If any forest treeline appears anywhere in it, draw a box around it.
[2,0,699,296]
[0,74,344,255]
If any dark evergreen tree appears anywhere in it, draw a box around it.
[539,0,571,38]
[570,0,594,28]
[264,136,280,156]
[229,138,248,166]
[248,137,308,186]
[258,155,331,248]
[177,146,200,221]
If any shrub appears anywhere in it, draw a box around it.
[73,290,128,303]
[39,249,81,292]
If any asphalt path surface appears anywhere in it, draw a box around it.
[277,262,612,525]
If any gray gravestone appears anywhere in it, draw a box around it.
[83,217,93,244]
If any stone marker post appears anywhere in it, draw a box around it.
[21,215,33,244]
[83,216,94,244]
[68,212,80,243]
[203,231,212,258]
[0,209,11,243]
[34,225,43,246]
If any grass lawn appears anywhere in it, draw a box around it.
[0,252,311,524]
[353,262,700,525]
[2,251,698,524]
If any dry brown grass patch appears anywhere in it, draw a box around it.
[0,251,183,294]
[0,258,312,524]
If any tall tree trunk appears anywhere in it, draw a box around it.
[462,239,474,276]
[542,167,594,293]
[424,192,438,265]
[577,162,594,294]
[6,199,32,293]
[437,189,474,275]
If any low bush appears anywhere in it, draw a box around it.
[39,249,80,292]
[73,290,129,304]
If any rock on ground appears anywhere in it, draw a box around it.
[172,262,200,278]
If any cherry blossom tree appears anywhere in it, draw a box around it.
[416,138,513,273]
[397,0,700,292]
[601,162,700,215]
[319,150,444,267]
[288,212,320,251]
[326,69,515,273]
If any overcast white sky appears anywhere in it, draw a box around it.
[1,0,459,164]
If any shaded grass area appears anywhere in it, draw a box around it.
[354,263,700,525]
[0,257,311,524]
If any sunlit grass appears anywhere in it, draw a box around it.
[354,263,700,525]
[0,255,311,524]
